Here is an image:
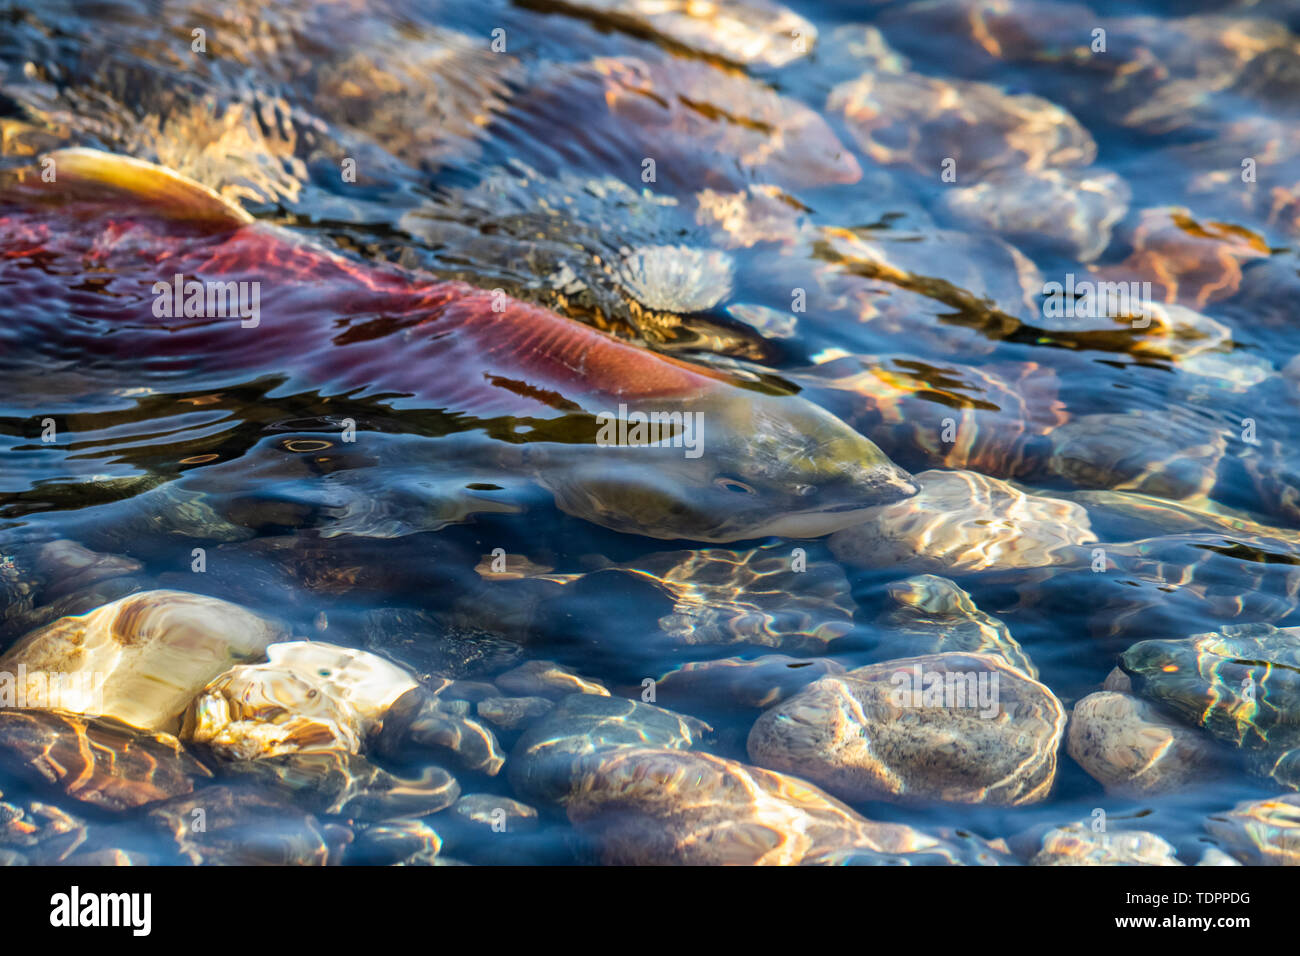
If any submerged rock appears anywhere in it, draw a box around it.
[1104,667,1134,693]
[653,655,846,713]
[0,549,37,638]
[748,652,1065,806]
[494,661,610,701]
[0,711,210,813]
[808,225,1043,356]
[509,694,709,805]
[0,572,150,657]
[814,24,911,84]
[828,69,1094,180]
[180,642,471,823]
[502,56,861,193]
[449,793,539,835]
[347,819,442,866]
[695,183,809,251]
[1036,531,1300,641]
[375,688,506,777]
[541,0,817,67]
[1244,440,1300,529]
[222,751,459,820]
[28,540,143,604]
[829,469,1095,573]
[1044,410,1226,500]
[476,696,555,733]
[86,482,254,548]
[147,785,347,866]
[0,537,143,641]
[1029,823,1184,866]
[433,793,550,864]
[543,545,857,655]
[1120,624,1300,788]
[566,747,1010,865]
[1197,847,1244,867]
[1066,488,1295,541]
[0,589,286,733]
[1093,207,1269,309]
[877,3,1291,136]
[874,574,1035,678]
[939,167,1129,261]
[0,790,88,864]
[61,848,152,866]
[626,546,856,650]
[1205,794,1300,865]
[1171,113,1300,233]
[1067,691,1218,796]
[183,641,419,759]
[313,26,520,172]
[805,354,1068,480]
[1116,301,1263,386]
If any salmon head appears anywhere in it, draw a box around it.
[534,387,919,542]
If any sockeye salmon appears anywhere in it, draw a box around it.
[0,149,917,541]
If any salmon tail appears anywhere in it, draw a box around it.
[10,148,253,230]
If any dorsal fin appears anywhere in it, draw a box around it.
[23,148,254,229]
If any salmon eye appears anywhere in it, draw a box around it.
[715,476,757,495]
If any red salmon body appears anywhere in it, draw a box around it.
[0,155,733,420]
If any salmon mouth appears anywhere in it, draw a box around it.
[850,473,921,507]
[889,477,922,500]
[801,474,918,517]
